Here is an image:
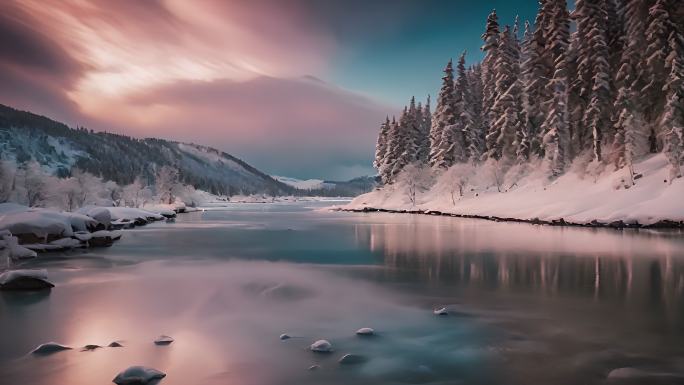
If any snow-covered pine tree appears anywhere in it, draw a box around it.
[575,0,613,162]
[429,60,458,168]
[379,116,400,184]
[541,0,571,177]
[662,26,684,179]
[481,9,501,154]
[373,116,391,175]
[466,64,486,162]
[643,0,673,131]
[489,25,523,162]
[523,13,549,158]
[612,86,647,180]
[420,96,432,163]
[454,52,480,164]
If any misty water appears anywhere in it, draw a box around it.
[2,201,684,385]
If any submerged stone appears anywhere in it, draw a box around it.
[154,335,174,345]
[310,339,332,353]
[112,366,166,385]
[338,353,368,365]
[31,342,72,355]
[355,327,374,336]
[433,307,448,316]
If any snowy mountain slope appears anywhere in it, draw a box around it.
[272,176,331,190]
[0,104,293,195]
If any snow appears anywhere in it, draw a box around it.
[106,207,165,222]
[310,339,332,352]
[0,269,48,285]
[1,234,37,259]
[77,206,112,227]
[112,366,166,385]
[0,206,73,239]
[343,154,684,226]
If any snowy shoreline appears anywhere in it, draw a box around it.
[339,155,684,230]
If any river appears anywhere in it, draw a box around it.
[1,201,684,385]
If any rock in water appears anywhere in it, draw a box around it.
[433,307,448,316]
[154,335,174,345]
[31,342,72,355]
[108,341,124,347]
[338,354,368,365]
[310,340,332,353]
[0,269,54,291]
[355,327,374,336]
[112,366,166,385]
[279,334,291,340]
[82,344,102,351]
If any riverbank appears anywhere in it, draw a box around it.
[339,154,684,229]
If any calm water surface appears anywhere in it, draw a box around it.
[2,201,684,385]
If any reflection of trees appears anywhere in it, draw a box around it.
[362,219,684,307]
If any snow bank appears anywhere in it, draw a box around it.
[344,154,684,227]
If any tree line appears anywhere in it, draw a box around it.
[374,0,684,186]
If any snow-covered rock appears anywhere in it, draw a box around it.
[112,366,166,385]
[310,339,332,353]
[77,206,112,228]
[0,269,54,290]
[355,327,375,336]
[49,237,83,249]
[0,205,71,241]
[30,342,72,355]
[1,234,37,259]
[107,207,164,224]
[154,335,174,345]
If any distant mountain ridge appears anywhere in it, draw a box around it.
[0,104,294,196]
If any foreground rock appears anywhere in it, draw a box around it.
[112,366,166,385]
[154,335,174,345]
[310,339,332,353]
[0,269,54,291]
[31,342,72,355]
[338,353,368,365]
[433,307,448,316]
[355,327,375,336]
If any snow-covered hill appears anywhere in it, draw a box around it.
[272,176,331,190]
[0,104,293,196]
[343,154,684,228]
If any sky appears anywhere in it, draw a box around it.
[0,0,537,180]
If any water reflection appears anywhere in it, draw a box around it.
[358,215,684,304]
[2,205,684,385]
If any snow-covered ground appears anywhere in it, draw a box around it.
[342,154,684,227]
